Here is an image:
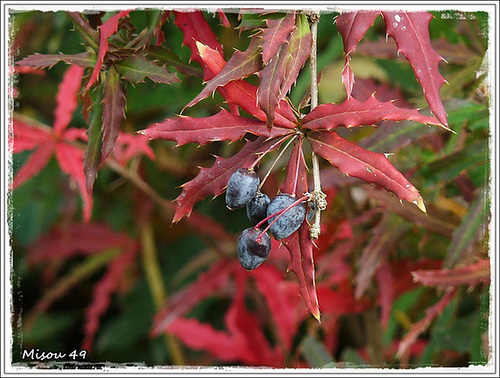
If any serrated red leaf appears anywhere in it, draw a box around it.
[173,10,225,82]
[195,42,298,129]
[280,13,311,98]
[82,244,137,351]
[302,95,444,131]
[309,131,425,208]
[16,52,96,69]
[53,65,84,135]
[257,41,290,128]
[382,11,448,126]
[281,222,320,320]
[55,142,93,222]
[12,141,55,189]
[85,10,131,92]
[412,259,490,289]
[173,136,286,222]
[185,37,263,109]
[336,11,381,55]
[144,109,291,146]
[28,222,133,264]
[102,67,125,161]
[261,12,296,64]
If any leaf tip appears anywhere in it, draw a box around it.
[413,198,427,214]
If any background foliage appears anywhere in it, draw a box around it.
[9,7,491,369]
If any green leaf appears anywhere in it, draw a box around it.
[66,12,99,51]
[16,51,96,69]
[444,188,490,268]
[147,45,203,77]
[116,56,180,84]
[301,335,335,368]
[102,66,125,161]
[84,89,104,193]
[427,139,488,182]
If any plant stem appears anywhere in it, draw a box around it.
[140,220,185,365]
[308,11,326,239]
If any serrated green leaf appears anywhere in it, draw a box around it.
[102,66,125,161]
[116,56,180,84]
[16,51,96,69]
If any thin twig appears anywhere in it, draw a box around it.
[307,11,327,239]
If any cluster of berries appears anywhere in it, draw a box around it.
[225,168,307,271]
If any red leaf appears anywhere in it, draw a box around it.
[16,52,96,69]
[257,41,290,128]
[217,9,231,27]
[185,37,262,109]
[280,13,312,98]
[308,131,426,210]
[195,42,298,129]
[53,65,84,135]
[102,67,125,161]
[164,271,280,366]
[55,142,93,222]
[261,12,296,64]
[152,259,237,334]
[302,95,445,131]
[252,265,303,350]
[317,284,370,316]
[143,109,291,146]
[381,11,448,126]
[281,222,320,320]
[28,222,133,264]
[11,118,52,153]
[82,244,137,351]
[173,10,225,82]
[173,136,286,222]
[397,289,456,360]
[12,141,55,189]
[85,10,131,92]
[280,138,308,197]
[112,132,156,166]
[336,11,381,55]
[412,259,490,289]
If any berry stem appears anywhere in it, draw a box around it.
[258,134,298,191]
[249,134,291,171]
[255,194,309,242]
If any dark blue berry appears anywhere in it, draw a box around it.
[246,192,271,226]
[266,193,306,240]
[237,227,271,270]
[225,168,260,210]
